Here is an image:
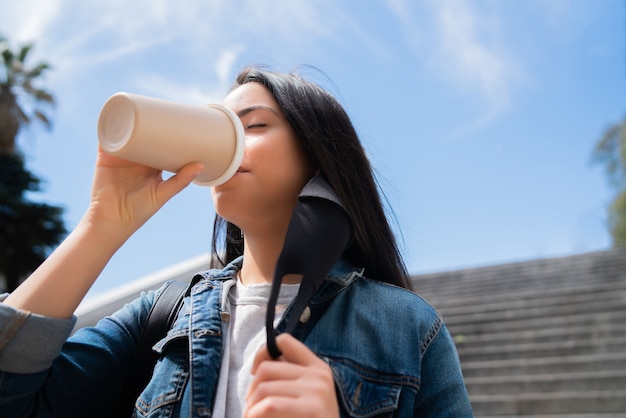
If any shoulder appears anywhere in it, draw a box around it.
[330,262,441,320]
[323,258,443,332]
[351,277,443,331]
[314,270,444,355]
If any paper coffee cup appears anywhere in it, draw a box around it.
[97,92,245,186]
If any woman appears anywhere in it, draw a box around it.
[0,67,473,417]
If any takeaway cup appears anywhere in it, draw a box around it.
[97,92,245,186]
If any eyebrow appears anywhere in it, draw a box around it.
[235,105,281,118]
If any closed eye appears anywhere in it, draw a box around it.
[246,123,267,130]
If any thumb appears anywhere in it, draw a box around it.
[157,162,204,202]
[251,334,318,375]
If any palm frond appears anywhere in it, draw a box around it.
[27,62,51,79]
[33,110,51,127]
[32,88,55,104]
[1,48,13,67]
[21,82,55,105]
[0,38,55,149]
[16,105,30,124]
[18,44,33,63]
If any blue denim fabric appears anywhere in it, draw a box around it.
[0,257,473,417]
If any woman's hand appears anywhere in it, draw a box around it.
[244,334,340,418]
[87,145,204,236]
[4,147,204,318]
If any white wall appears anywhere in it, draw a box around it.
[73,254,211,331]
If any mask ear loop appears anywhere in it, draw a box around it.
[266,174,353,359]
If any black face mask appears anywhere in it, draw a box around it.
[265,173,353,359]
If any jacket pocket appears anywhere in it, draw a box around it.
[134,333,189,417]
[328,357,409,418]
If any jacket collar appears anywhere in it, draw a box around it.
[201,255,364,292]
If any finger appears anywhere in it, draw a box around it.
[156,162,204,202]
[250,342,273,375]
[247,335,327,405]
[247,360,300,405]
[247,360,305,403]
[272,333,322,367]
[246,377,304,407]
[244,396,307,418]
[252,334,321,375]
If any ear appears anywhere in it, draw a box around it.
[266,174,353,358]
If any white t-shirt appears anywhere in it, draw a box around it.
[211,278,300,418]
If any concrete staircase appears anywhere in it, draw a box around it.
[411,247,626,417]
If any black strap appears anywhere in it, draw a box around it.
[115,280,189,416]
[266,174,353,358]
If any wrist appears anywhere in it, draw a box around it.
[79,205,138,250]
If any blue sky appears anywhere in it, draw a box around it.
[1,0,624,298]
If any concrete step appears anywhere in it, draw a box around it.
[442,297,626,330]
[415,268,626,295]
[408,249,626,416]
[465,370,626,395]
[457,336,626,362]
[425,282,626,313]
[454,322,626,347]
[461,352,626,378]
[412,249,626,296]
[415,269,626,305]
[417,275,626,302]
[446,308,626,336]
[469,390,626,415]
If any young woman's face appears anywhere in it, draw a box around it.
[211,82,315,231]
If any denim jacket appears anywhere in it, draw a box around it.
[0,257,473,417]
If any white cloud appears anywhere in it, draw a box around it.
[528,0,616,43]
[383,0,521,132]
[385,0,415,27]
[216,46,245,86]
[129,43,246,106]
[429,0,518,110]
[133,72,223,106]
[0,0,61,44]
[1,0,351,109]
[2,0,345,79]
[131,45,246,105]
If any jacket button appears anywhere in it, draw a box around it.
[299,306,311,323]
[197,406,211,416]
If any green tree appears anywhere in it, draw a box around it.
[0,37,54,153]
[592,115,626,247]
[0,37,66,292]
[0,154,66,291]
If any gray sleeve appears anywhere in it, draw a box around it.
[0,294,77,373]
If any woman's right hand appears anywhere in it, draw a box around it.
[3,147,204,318]
[87,145,205,237]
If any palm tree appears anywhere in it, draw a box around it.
[0,153,66,292]
[0,37,65,291]
[592,116,626,246]
[0,36,55,154]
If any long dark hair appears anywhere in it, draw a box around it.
[211,67,411,290]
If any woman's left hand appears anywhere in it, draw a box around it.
[244,334,340,418]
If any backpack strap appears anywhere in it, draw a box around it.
[115,279,190,416]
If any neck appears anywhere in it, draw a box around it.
[239,232,283,285]
[238,224,303,286]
